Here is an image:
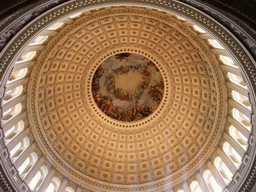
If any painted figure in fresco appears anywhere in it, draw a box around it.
[129,101,143,121]
[106,106,118,119]
[118,90,129,100]
[115,53,131,61]
[141,77,149,89]
[130,64,140,72]
[147,60,159,71]
[133,92,140,100]
[142,68,150,76]
[107,82,115,91]
[92,53,164,122]
[118,108,126,121]
[102,98,113,113]
[92,66,105,95]
[141,105,153,117]
[92,78,100,95]
[121,66,131,75]
[95,66,104,77]
[148,80,164,105]
[94,93,103,106]
[112,65,123,74]
[106,73,113,79]
[132,101,140,118]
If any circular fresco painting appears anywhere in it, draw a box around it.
[92,53,164,122]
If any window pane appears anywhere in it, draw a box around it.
[48,22,63,30]
[219,55,236,66]
[17,52,36,62]
[66,187,75,192]
[208,39,224,49]
[232,108,251,129]
[193,25,206,33]
[10,142,21,156]
[69,12,82,18]
[203,170,222,192]
[29,171,41,190]
[176,16,186,21]
[30,36,48,45]
[45,183,55,192]
[18,157,30,174]
[229,126,248,148]
[4,85,23,101]
[228,73,247,87]
[8,68,28,82]
[232,90,250,108]
[190,181,202,192]
[4,125,15,138]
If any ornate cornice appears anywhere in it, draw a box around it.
[0,0,67,52]
[0,161,15,192]
[180,0,256,65]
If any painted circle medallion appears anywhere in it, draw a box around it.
[92,53,164,122]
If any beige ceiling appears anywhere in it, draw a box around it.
[28,6,227,189]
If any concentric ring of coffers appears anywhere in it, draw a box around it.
[28,6,227,190]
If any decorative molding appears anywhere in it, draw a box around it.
[0,0,67,51]
[27,6,226,190]
[0,161,15,192]
[0,0,255,191]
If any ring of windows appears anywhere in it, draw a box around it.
[0,10,253,192]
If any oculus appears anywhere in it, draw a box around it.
[92,53,164,122]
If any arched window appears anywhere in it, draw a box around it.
[17,51,36,62]
[232,90,250,107]
[232,108,251,128]
[8,68,28,82]
[176,16,186,21]
[18,152,38,175]
[45,177,60,192]
[9,137,29,158]
[30,36,48,45]
[48,22,63,30]
[4,85,23,101]
[208,39,224,49]
[219,55,237,66]
[223,142,242,166]
[203,170,222,192]
[69,12,82,18]
[4,120,24,140]
[227,72,247,87]
[193,25,206,33]
[214,157,233,183]
[229,126,248,148]
[2,103,22,121]
[28,166,48,190]
[65,187,75,192]
[190,180,202,192]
